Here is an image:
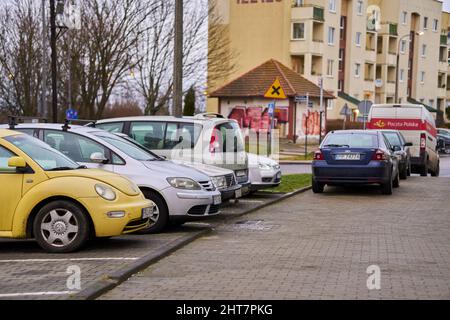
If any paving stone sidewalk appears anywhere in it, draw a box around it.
[100,177,450,300]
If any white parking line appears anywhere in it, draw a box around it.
[0,257,139,263]
[237,200,265,204]
[0,291,77,298]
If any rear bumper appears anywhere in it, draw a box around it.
[312,161,391,184]
[411,155,426,167]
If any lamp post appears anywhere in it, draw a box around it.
[395,31,424,104]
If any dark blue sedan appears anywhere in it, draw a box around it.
[312,130,400,195]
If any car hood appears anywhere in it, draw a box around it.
[171,160,234,177]
[141,160,210,181]
[46,169,140,196]
[247,153,279,168]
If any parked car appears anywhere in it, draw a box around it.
[0,129,154,253]
[312,130,400,195]
[369,130,412,180]
[3,123,222,233]
[368,104,440,177]
[247,153,282,192]
[93,114,251,194]
[437,133,450,154]
[437,128,450,136]
[113,132,243,202]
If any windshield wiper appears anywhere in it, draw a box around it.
[77,165,87,169]
[47,167,77,172]
[324,144,350,148]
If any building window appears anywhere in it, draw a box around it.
[293,0,304,7]
[420,71,425,83]
[421,44,427,57]
[355,32,362,46]
[400,69,405,82]
[423,17,428,29]
[400,40,407,54]
[329,0,336,13]
[339,49,344,71]
[327,99,334,110]
[401,11,407,25]
[328,27,335,45]
[338,80,344,91]
[429,99,434,107]
[357,1,363,15]
[355,63,361,77]
[292,23,305,40]
[432,19,438,32]
[327,59,334,76]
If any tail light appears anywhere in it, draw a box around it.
[210,135,220,154]
[420,133,426,151]
[372,150,388,161]
[314,150,324,161]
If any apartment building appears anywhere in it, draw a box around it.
[208,0,449,124]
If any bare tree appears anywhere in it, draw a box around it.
[0,0,44,117]
[62,0,156,120]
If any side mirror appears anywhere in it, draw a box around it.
[404,142,413,147]
[392,146,402,152]
[90,152,108,164]
[8,156,27,168]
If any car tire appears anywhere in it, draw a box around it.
[431,162,440,177]
[138,190,168,234]
[33,200,90,253]
[399,165,408,180]
[393,171,400,188]
[312,179,325,194]
[381,173,393,195]
[420,160,428,177]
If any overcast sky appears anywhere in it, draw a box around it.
[444,0,450,12]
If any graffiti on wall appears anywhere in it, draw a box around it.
[228,106,288,134]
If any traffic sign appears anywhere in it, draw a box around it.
[66,109,78,120]
[358,100,373,116]
[268,103,276,117]
[264,78,287,100]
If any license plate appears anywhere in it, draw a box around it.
[142,207,154,219]
[235,189,242,199]
[335,153,361,161]
[213,195,222,205]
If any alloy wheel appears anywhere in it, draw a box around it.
[40,209,79,248]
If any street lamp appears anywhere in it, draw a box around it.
[395,31,424,103]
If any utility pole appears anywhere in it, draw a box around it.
[50,0,58,122]
[173,0,183,117]
[41,0,48,119]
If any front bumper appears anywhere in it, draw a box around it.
[78,196,154,237]
[219,184,243,201]
[162,188,222,217]
[250,168,282,191]
[312,161,391,185]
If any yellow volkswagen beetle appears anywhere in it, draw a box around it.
[0,129,154,253]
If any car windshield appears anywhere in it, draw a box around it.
[439,130,450,138]
[92,132,159,161]
[384,132,402,147]
[4,134,80,171]
[323,133,379,148]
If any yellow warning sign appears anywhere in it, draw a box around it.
[264,78,287,100]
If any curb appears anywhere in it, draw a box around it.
[69,186,312,300]
[69,228,212,300]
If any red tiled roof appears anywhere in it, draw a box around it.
[210,59,335,99]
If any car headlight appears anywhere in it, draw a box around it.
[167,178,201,190]
[95,184,117,201]
[212,176,227,189]
[259,163,273,170]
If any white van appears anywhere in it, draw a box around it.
[368,104,440,177]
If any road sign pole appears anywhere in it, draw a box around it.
[363,100,367,130]
[305,93,309,160]
[319,77,324,144]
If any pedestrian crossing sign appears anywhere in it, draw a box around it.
[264,78,287,100]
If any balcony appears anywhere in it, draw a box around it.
[290,40,324,55]
[291,4,324,22]
[389,24,398,36]
[441,34,448,46]
[364,80,375,93]
[377,52,397,66]
[438,60,447,73]
[378,22,398,36]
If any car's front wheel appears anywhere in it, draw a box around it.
[138,190,168,234]
[312,179,325,194]
[399,164,408,180]
[431,162,440,177]
[33,200,90,253]
[393,170,400,188]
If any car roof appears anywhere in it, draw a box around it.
[371,103,424,109]
[330,130,379,135]
[0,129,23,138]
[96,115,234,126]
[0,123,105,135]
